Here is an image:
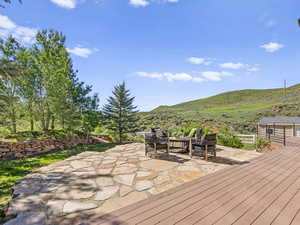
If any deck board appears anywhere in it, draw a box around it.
[85,147,300,225]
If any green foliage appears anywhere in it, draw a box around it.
[217,126,243,148]
[0,143,117,223]
[144,84,300,134]
[0,30,101,137]
[256,137,271,152]
[103,82,139,142]
[242,143,257,150]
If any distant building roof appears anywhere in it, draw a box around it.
[259,117,300,125]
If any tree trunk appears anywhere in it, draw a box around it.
[45,103,51,131]
[11,104,17,134]
[51,115,55,130]
[28,102,34,131]
[61,115,65,129]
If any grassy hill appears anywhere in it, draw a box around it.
[140,84,300,133]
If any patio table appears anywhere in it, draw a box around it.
[169,137,194,157]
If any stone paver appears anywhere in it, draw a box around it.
[4,143,261,224]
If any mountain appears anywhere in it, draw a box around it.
[140,84,300,133]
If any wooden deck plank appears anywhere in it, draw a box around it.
[251,174,300,225]
[137,153,289,225]
[165,153,295,225]
[86,148,300,225]
[272,190,300,225]
[233,167,300,224]
[210,154,300,225]
[97,150,285,225]
[173,153,299,225]
[290,208,300,225]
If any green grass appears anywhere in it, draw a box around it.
[242,143,257,150]
[140,84,300,133]
[0,142,117,223]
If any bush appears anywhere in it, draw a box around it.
[256,138,271,152]
[217,125,243,148]
[217,134,243,148]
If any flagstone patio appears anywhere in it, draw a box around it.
[4,143,261,225]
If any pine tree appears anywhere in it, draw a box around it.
[103,82,139,142]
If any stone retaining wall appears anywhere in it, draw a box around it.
[0,138,106,160]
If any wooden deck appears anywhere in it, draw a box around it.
[85,147,300,225]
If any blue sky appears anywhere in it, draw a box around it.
[1,0,300,111]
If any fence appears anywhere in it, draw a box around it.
[257,124,287,146]
[236,134,256,144]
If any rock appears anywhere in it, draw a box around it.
[112,166,137,175]
[136,171,158,180]
[70,160,91,169]
[97,169,113,175]
[154,175,170,185]
[135,180,153,191]
[63,201,98,214]
[177,165,201,172]
[169,171,203,182]
[114,174,135,186]
[94,186,119,200]
[4,212,47,225]
[68,188,95,200]
[140,159,178,171]
[96,177,114,186]
[7,195,43,216]
[119,185,133,197]
[47,200,66,216]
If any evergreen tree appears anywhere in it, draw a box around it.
[103,82,139,142]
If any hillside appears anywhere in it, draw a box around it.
[140,84,300,133]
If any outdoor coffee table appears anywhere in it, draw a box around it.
[169,137,194,157]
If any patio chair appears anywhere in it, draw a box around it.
[192,133,217,160]
[145,129,170,157]
[195,129,203,141]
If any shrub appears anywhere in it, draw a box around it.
[256,138,271,152]
[217,134,243,148]
[217,126,243,148]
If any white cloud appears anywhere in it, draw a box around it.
[201,71,222,81]
[67,46,96,58]
[136,71,233,83]
[129,0,178,7]
[221,71,234,76]
[156,0,179,2]
[187,57,212,65]
[50,0,77,9]
[219,62,245,70]
[201,71,233,81]
[136,72,205,82]
[129,0,149,7]
[261,42,284,53]
[136,72,164,79]
[0,15,37,44]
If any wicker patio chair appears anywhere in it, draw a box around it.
[145,129,170,157]
[192,133,217,160]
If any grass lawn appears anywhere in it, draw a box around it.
[0,143,117,223]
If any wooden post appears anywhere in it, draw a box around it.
[154,143,157,154]
[293,123,296,137]
[283,127,286,146]
[205,144,208,161]
[167,140,170,155]
[189,139,192,158]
